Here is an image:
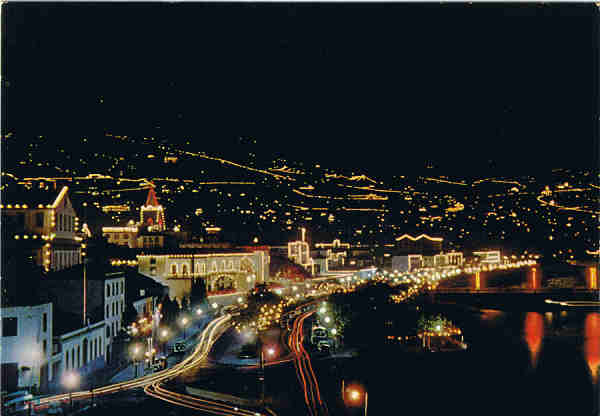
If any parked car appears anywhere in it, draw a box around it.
[238,344,257,359]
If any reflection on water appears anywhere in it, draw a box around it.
[523,312,544,369]
[584,313,600,384]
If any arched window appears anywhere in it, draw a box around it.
[171,264,177,275]
[201,263,206,274]
[182,264,188,276]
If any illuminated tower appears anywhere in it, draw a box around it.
[140,186,165,231]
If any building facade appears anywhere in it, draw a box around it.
[137,250,269,301]
[1,303,53,392]
[1,185,82,272]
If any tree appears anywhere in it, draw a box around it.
[181,296,190,312]
[190,277,207,309]
[161,295,179,326]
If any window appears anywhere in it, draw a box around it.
[36,212,44,227]
[106,325,110,338]
[182,264,188,275]
[112,302,115,316]
[77,346,80,368]
[171,264,177,275]
[66,350,70,369]
[2,317,17,336]
[71,349,75,369]
[106,285,110,297]
[106,305,109,318]
[43,340,47,355]
[42,313,47,333]
[120,281,123,294]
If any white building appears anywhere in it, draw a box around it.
[53,320,106,389]
[104,274,126,361]
[1,303,53,392]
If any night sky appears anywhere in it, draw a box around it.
[2,3,598,174]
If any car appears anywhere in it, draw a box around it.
[238,344,257,359]
[316,340,332,354]
[173,342,186,353]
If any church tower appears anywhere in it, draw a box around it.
[140,186,165,231]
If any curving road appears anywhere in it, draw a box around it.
[288,310,329,416]
[36,316,233,408]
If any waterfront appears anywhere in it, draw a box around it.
[263,305,600,416]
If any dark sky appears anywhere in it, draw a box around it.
[2,3,598,173]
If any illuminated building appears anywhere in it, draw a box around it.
[101,204,130,213]
[101,187,187,248]
[393,234,443,256]
[392,254,424,273]
[140,186,165,232]
[314,239,349,268]
[288,235,316,275]
[137,249,269,301]
[102,226,139,248]
[433,252,464,268]
[1,185,83,272]
[473,250,502,264]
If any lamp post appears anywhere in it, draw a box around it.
[345,386,368,416]
[132,345,141,378]
[180,317,189,340]
[257,335,265,406]
[160,329,169,356]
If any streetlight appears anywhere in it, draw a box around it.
[196,308,203,316]
[257,335,266,405]
[160,329,169,356]
[180,316,189,340]
[131,344,142,378]
[345,385,368,416]
[63,371,78,414]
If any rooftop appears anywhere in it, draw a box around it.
[44,262,125,281]
[1,183,68,209]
